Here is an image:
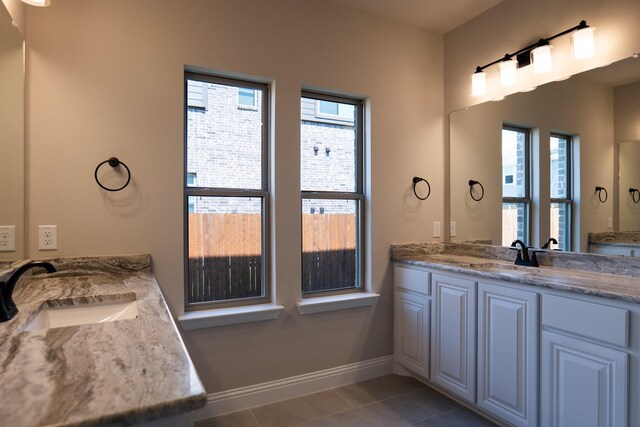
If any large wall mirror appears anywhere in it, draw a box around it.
[0,1,24,264]
[450,54,640,253]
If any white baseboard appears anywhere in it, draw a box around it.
[191,355,394,421]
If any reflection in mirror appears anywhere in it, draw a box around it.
[618,140,640,231]
[0,2,24,263]
[450,54,640,253]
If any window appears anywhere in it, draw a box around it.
[315,100,355,121]
[238,88,257,108]
[502,126,530,246]
[185,73,269,308]
[550,134,572,250]
[301,92,364,295]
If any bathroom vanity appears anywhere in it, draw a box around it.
[392,243,640,427]
[0,255,206,427]
[589,231,640,257]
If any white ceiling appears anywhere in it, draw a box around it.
[325,0,505,34]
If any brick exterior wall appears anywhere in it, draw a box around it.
[187,82,358,215]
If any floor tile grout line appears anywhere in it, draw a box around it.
[330,387,357,408]
[289,385,427,426]
[249,408,262,427]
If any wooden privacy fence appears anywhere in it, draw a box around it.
[188,213,356,303]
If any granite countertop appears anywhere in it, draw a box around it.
[0,254,206,427]
[588,231,640,246]
[392,243,640,304]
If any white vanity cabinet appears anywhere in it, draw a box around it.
[477,282,538,427]
[540,294,629,427]
[589,243,638,257]
[430,273,477,403]
[393,264,430,378]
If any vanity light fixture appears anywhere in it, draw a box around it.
[572,25,596,59]
[471,68,487,97]
[531,41,553,74]
[471,20,594,97]
[499,55,518,86]
[20,0,50,6]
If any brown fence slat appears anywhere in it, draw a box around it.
[187,213,357,302]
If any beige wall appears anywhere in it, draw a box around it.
[0,3,24,261]
[25,0,444,392]
[615,81,640,230]
[1,0,25,37]
[450,76,614,252]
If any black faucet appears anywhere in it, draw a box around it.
[0,261,57,322]
[542,237,558,249]
[510,240,539,267]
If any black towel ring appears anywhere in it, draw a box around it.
[595,186,608,203]
[630,188,640,204]
[469,179,485,201]
[95,157,131,192]
[412,177,431,200]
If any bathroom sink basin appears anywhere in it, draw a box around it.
[24,300,138,331]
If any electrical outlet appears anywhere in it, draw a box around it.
[433,221,441,238]
[450,221,457,237]
[608,217,613,230]
[38,225,58,251]
[0,226,16,252]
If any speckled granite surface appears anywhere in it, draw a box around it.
[589,231,640,246]
[589,231,640,243]
[391,242,640,304]
[0,254,206,427]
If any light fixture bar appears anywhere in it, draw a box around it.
[471,20,592,96]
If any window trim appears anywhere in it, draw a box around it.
[550,133,573,250]
[502,124,532,245]
[301,90,365,297]
[184,72,271,311]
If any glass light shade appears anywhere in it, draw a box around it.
[471,71,487,97]
[531,45,552,74]
[572,27,595,59]
[20,0,50,5]
[499,59,518,86]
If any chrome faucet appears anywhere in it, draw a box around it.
[510,240,539,267]
[0,261,57,322]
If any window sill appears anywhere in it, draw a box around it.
[296,292,380,315]
[178,303,285,330]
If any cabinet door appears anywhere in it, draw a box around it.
[477,282,538,427]
[541,331,628,427]
[430,273,476,402]
[394,290,429,378]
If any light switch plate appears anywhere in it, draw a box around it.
[0,226,16,252]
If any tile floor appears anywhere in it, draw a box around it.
[195,374,498,427]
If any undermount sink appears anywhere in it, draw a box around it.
[24,300,138,331]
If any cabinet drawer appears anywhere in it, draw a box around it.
[542,294,629,348]
[394,264,430,295]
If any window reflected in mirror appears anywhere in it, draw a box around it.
[502,126,530,246]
